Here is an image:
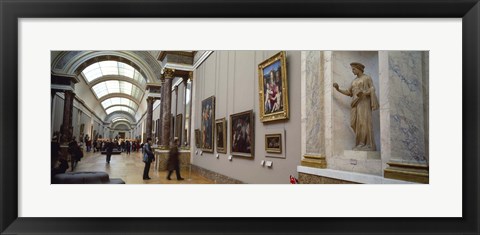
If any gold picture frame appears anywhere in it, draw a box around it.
[175,113,183,142]
[194,129,201,148]
[215,118,227,154]
[230,110,254,158]
[200,95,215,152]
[258,51,289,122]
[265,133,282,154]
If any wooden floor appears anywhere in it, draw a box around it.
[72,150,214,184]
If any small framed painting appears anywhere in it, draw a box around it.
[215,118,227,154]
[265,133,282,154]
[194,129,201,148]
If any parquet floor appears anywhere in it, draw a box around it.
[72,149,214,184]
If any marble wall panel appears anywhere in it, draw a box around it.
[323,51,333,159]
[304,51,324,154]
[379,51,391,170]
[422,53,429,163]
[387,51,427,164]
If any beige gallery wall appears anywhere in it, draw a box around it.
[191,51,302,184]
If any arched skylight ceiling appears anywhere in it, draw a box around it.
[101,97,138,111]
[80,60,148,121]
[82,61,146,84]
[112,117,130,123]
[92,81,143,101]
[105,106,136,116]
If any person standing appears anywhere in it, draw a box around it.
[126,140,131,155]
[166,138,184,180]
[68,137,80,171]
[92,139,97,152]
[106,139,113,164]
[333,62,379,151]
[142,137,154,180]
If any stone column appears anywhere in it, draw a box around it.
[60,90,75,144]
[51,90,57,136]
[157,82,164,145]
[160,68,175,149]
[146,97,154,139]
[187,72,193,146]
[51,90,57,108]
[380,51,429,183]
[182,77,188,146]
[174,85,179,140]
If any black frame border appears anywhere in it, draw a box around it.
[1,0,478,234]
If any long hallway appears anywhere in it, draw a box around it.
[72,150,214,184]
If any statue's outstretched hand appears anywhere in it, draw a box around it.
[333,83,339,90]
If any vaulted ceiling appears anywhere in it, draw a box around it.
[51,50,210,129]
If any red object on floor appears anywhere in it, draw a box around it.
[290,175,299,184]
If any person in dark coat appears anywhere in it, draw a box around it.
[167,138,184,180]
[142,137,154,180]
[68,137,81,171]
[106,139,113,164]
[126,140,131,155]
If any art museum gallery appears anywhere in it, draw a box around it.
[50,50,429,184]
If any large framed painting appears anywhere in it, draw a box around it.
[201,96,215,152]
[230,110,254,158]
[194,129,201,148]
[258,51,289,122]
[175,114,183,143]
[215,118,227,154]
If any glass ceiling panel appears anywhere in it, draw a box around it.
[112,117,130,123]
[81,60,147,84]
[91,81,144,101]
[105,106,136,116]
[101,97,138,110]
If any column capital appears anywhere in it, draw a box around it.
[146,96,157,103]
[188,71,193,80]
[162,68,176,79]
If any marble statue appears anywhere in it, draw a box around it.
[333,62,379,151]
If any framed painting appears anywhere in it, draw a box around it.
[175,113,183,142]
[265,133,282,154]
[258,51,289,122]
[194,129,201,148]
[215,118,227,154]
[230,110,254,158]
[79,123,85,141]
[200,96,215,152]
[2,1,479,235]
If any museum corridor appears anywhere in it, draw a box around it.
[51,50,429,184]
